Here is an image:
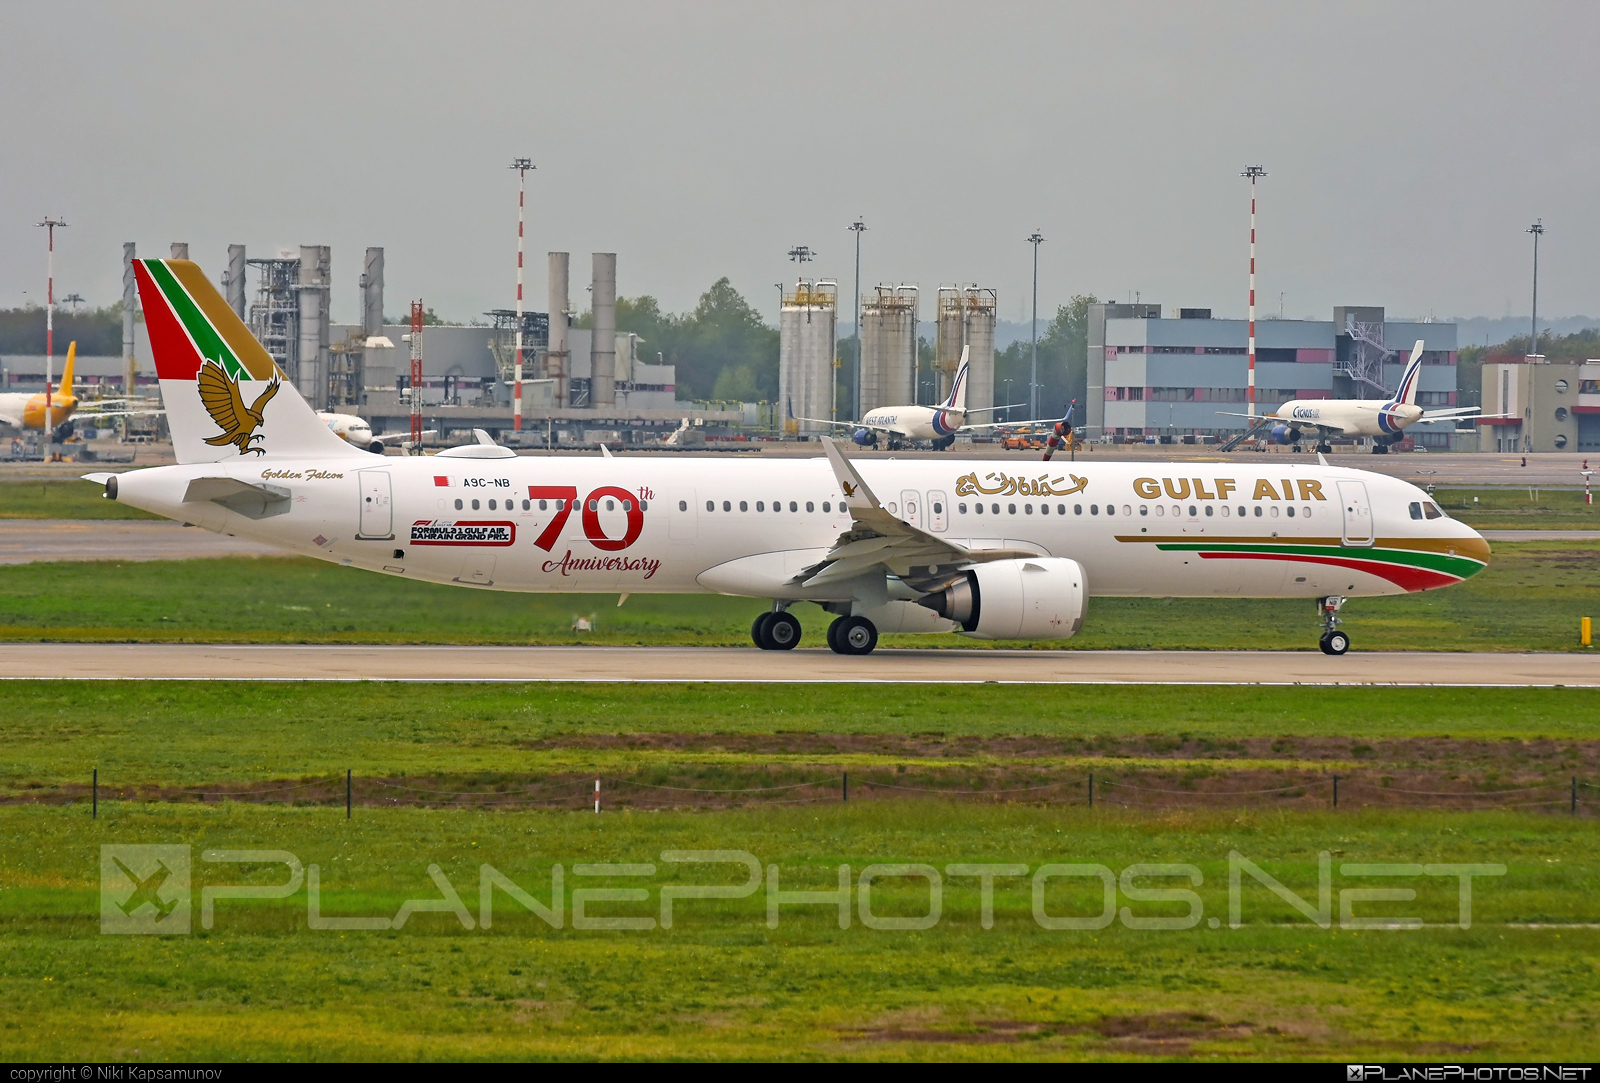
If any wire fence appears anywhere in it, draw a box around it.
[10,770,1597,818]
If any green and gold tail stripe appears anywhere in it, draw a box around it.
[146,260,278,381]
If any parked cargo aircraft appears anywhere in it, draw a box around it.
[0,342,162,438]
[789,349,1047,450]
[1220,340,1501,453]
[87,259,1490,657]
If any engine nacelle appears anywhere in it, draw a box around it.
[917,557,1087,640]
[1270,422,1295,445]
[852,428,876,447]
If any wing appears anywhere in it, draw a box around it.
[197,361,246,438]
[790,415,856,429]
[962,415,1065,431]
[958,402,1029,416]
[793,439,1043,590]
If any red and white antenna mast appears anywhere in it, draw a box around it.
[37,216,68,447]
[1241,166,1266,423]
[510,157,535,432]
[409,300,424,451]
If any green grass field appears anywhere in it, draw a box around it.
[4,802,1597,1060]
[2,680,1596,1060]
[1433,488,1600,530]
[0,479,160,520]
[2,538,1594,649]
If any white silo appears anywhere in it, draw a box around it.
[779,279,838,434]
[859,285,919,414]
[936,286,996,415]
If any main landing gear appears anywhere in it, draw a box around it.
[751,609,802,650]
[827,615,879,656]
[1317,595,1350,655]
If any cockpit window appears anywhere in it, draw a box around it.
[1409,501,1423,520]
[1423,501,1445,520]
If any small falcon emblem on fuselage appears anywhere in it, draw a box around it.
[197,358,279,456]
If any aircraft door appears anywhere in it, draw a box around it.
[669,490,697,540]
[454,553,496,585]
[1337,480,1374,547]
[927,490,949,532]
[899,489,923,529]
[357,470,393,538]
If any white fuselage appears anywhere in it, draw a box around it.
[1271,398,1423,438]
[860,405,963,441]
[318,412,375,446]
[107,453,1486,604]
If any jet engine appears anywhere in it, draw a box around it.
[917,557,1087,640]
[1270,423,1300,445]
[852,428,877,447]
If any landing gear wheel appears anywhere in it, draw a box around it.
[1316,443,1332,454]
[826,616,847,654]
[1319,630,1350,656]
[834,615,879,656]
[751,612,776,649]
[766,611,802,650]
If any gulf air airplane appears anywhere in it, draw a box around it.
[1220,340,1498,453]
[86,259,1490,656]
[790,349,1047,450]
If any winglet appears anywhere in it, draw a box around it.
[821,437,883,512]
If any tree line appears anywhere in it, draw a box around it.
[0,305,124,355]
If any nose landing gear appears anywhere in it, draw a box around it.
[1317,595,1349,655]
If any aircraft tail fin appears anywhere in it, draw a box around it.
[944,347,970,411]
[60,341,76,396]
[132,259,361,465]
[1395,340,1425,406]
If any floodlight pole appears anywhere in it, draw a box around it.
[1242,167,1266,423]
[1027,231,1044,418]
[849,220,866,420]
[510,158,534,432]
[1527,219,1544,359]
[37,217,67,451]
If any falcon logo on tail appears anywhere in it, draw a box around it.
[198,359,279,456]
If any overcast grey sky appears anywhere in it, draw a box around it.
[3,0,1598,326]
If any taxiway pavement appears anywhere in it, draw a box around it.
[1,644,1594,685]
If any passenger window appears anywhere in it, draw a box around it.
[1270,506,1280,518]
[488,499,497,510]
[723,500,732,512]
[1090,504,1099,515]
[1155,505,1165,516]
[1140,505,1148,516]
[472,499,480,510]
[974,502,983,514]
[1040,503,1049,515]
[991,503,1000,515]
[1205,505,1213,517]
[1074,504,1082,515]
[740,501,748,512]
[1286,506,1295,517]
[679,500,688,512]
[1409,502,1422,520]
[706,500,714,512]
[790,501,798,512]
[933,502,942,514]
[1025,503,1034,514]
[1253,506,1262,518]
[641,500,648,511]
[622,500,632,512]
[1188,505,1196,517]
[1219,505,1228,517]
[539,499,548,510]
[1171,505,1180,517]
[1008,503,1016,515]
[522,499,530,511]
[1303,506,1312,518]
[1058,504,1066,515]
[454,498,463,510]
[959,503,968,514]
[587,499,597,511]
[1238,506,1246,517]
[606,499,615,511]
[806,501,815,512]
[822,501,831,512]
[756,501,765,511]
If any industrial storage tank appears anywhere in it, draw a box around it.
[936,286,996,415]
[779,280,837,434]
[859,285,919,414]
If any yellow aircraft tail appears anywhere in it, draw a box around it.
[59,341,76,396]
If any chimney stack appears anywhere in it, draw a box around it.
[590,252,617,407]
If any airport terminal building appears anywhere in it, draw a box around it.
[1087,304,1462,447]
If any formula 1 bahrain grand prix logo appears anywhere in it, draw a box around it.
[955,470,1088,498]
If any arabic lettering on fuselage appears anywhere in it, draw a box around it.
[954,471,1088,498]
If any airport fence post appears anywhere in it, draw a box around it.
[1574,777,1579,816]
[842,771,848,803]
[594,778,600,814]
[1333,774,1339,809]
[92,768,97,819]
[1088,773,1094,809]
[346,769,352,820]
